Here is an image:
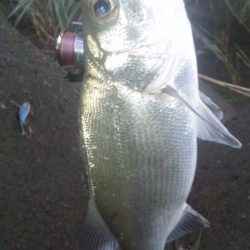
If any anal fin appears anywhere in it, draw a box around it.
[78,198,119,250]
[165,204,210,244]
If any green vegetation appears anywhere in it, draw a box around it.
[194,230,203,250]
[189,0,250,84]
[170,230,203,250]
[8,0,81,44]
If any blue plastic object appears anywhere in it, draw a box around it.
[18,102,31,124]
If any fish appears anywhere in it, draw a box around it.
[79,0,241,249]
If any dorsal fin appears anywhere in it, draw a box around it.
[78,198,119,250]
[166,204,210,244]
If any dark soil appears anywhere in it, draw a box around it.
[0,17,87,250]
[0,11,249,250]
[184,104,250,250]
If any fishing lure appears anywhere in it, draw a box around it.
[18,101,31,135]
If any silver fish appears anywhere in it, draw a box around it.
[79,0,241,249]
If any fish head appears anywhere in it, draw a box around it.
[82,0,195,92]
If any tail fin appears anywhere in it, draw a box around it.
[78,198,119,250]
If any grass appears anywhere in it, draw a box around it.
[169,230,203,250]
[190,0,250,85]
[199,74,250,98]
[8,0,81,47]
[194,231,203,250]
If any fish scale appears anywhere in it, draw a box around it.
[81,77,197,249]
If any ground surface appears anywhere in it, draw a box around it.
[0,17,87,250]
[0,12,249,250]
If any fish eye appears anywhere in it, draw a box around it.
[94,0,110,17]
[89,0,119,24]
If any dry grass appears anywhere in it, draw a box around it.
[190,0,250,84]
[8,0,81,46]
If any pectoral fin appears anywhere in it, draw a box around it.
[162,85,241,148]
[165,204,210,244]
[78,198,119,250]
[199,91,223,120]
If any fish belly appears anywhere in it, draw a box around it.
[81,81,197,250]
